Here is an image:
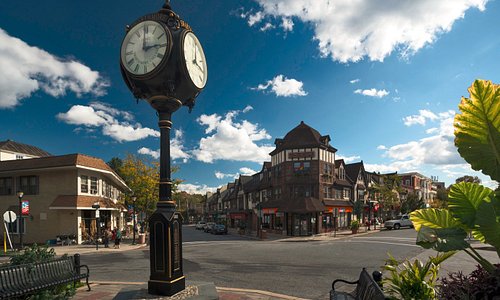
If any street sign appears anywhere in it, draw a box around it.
[95,210,100,218]
[3,211,17,223]
[22,201,29,215]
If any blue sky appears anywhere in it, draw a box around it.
[1,0,499,193]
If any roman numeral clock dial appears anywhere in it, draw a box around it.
[182,31,207,89]
[120,20,170,76]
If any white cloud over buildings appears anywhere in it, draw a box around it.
[0,28,108,109]
[253,75,307,97]
[137,130,190,162]
[192,107,274,163]
[243,0,488,63]
[57,102,159,142]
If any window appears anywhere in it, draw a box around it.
[335,189,342,199]
[0,177,13,195]
[293,161,310,174]
[7,218,25,234]
[339,167,345,180]
[90,177,98,195]
[323,186,330,198]
[343,188,350,199]
[81,175,88,193]
[405,179,410,186]
[18,176,38,195]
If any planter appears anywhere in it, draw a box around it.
[351,229,358,234]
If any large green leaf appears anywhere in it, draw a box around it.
[416,226,469,252]
[475,195,500,251]
[410,208,461,231]
[454,79,500,181]
[448,182,494,228]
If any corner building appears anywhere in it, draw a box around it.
[260,121,353,236]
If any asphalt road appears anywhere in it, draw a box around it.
[81,226,424,299]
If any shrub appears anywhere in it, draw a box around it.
[350,220,360,230]
[438,264,500,300]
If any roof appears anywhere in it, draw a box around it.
[0,140,51,157]
[260,197,325,213]
[50,195,125,210]
[270,121,337,155]
[323,199,353,207]
[345,161,364,183]
[0,153,129,190]
[334,159,345,168]
[333,178,352,187]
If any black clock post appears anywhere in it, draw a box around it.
[119,0,207,296]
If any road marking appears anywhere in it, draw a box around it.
[345,240,420,247]
[353,236,415,240]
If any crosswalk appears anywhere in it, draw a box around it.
[313,235,419,247]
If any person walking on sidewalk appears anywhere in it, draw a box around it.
[114,228,122,249]
[103,228,110,248]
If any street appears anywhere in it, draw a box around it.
[80,226,424,299]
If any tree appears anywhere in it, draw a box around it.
[434,188,449,208]
[375,174,402,218]
[455,175,481,184]
[353,199,364,220]
[107,157,124,177]
[401,192,424,213]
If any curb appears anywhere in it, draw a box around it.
[217,287,309,300]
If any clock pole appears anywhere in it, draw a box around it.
[119,0,207,294]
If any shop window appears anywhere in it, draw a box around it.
[18,175,38,195]
[0,177,13,195]
[323,186,330,198]
[90,177,98,195]
[293,162,310,174]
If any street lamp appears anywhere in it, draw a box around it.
[91,202,100,250]
[132,196,137,245]
[17,191,24,249]
[367,199,372,231]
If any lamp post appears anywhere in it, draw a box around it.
[367,199,372,231]
[132,196,137,245]
[92,202,100,250]
[17,191,24,250]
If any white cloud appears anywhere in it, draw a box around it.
[337,154,361,163]
[192,107,274,163]
[375,109,461,171]
[403,109,439,126]
[281,18,294,31]
[253,75,307,97]
[0,28,108,109]
[239,167,257,176]
[260,23,275,31]
[354,88,389,98]
[57,102,159,142]
[350,79,360,84]
[215,171,238,180]
[137,130,190,162]
[377,145,387,150]
[178,183,218,195]
[246,0,488,63]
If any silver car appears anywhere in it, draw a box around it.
[384,214,413,230]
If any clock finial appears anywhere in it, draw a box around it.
[163,0,171,10]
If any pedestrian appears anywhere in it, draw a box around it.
[103,228,110,248]
[114,227,122,249]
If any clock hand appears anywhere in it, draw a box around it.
[142,27,146,50]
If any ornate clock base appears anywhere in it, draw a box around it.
[148,276,185,296]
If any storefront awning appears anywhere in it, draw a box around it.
[260,197,325,214]
[49,195,124,211]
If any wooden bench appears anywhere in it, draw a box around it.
[0,254,90,299]
[330,268,386,300]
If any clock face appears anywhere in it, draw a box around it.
[182,32,207,89]
[120,20,170,76]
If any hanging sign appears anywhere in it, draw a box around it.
[21,201,30,215]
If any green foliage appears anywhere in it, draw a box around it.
[455,175,482,184]
[10,244,56,265]
[454,80,500,180]
[382,252,455,300]
[350,220,360,230]
[27,282,80,300]
[352,199,364,219]
[401,192,424,214]
[411,79,500,274]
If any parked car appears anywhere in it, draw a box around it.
[211,224,228,235]
[204,222,215,233]
[195,221,206,230]
[384,214,413,230]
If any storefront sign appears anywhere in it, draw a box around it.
[21,200,29,215]
[288,151,314,159]
[262,208,277,214]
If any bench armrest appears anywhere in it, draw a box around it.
[332,279,359,291]
[79,264,90,276]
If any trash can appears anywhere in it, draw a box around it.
[260,230,267,239]
[138,233,146,244]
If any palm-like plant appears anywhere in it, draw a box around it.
[410,79,500,274]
